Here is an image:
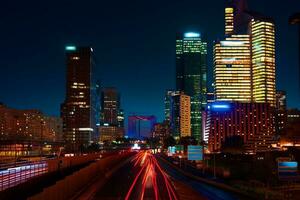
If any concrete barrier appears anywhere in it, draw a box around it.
[27,152,132,200]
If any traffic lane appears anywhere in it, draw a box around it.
[157,156,240,200]
[125,151,177,200]
[92,159,136,200]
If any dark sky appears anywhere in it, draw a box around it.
[1,0,300,122]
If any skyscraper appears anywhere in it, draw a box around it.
[99,87,124,141]
[208,1,277,153]
[61,46,97,152]
[214,35,252,102]
[251,18,276,107]
[100,87,120,126]
[214,3,276,106]
[176,32,207,141]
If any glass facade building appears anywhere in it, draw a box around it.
[176,32,207,142]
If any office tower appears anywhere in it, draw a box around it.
[208,2,277,153]
[275,90,287,132]
[214,3,276,106]
[61,46,97,152]
[170,92,191,138]
[99,87,124,141]
[176,32,207,141]
[214,35,252,102]
[100,87,120,126]
[250,18,276,107]
[207,102,275,153]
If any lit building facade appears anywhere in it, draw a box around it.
[214,4,276,107]
[250,19,276,107]
[61,46,97,152]
[214,35,252,102]
[99,87,124,141]
[176,32,207,141]
[225,7,234,35]
[207,102,275,153]
[100,87,121,126]
[152,121,171,143]
[170,92,191,138]
[99,126,124,142]
[0,103,63,157]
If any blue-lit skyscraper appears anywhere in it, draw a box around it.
[176,32,207,142]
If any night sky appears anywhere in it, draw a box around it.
[1,0,300,122]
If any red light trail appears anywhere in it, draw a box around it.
[125,151,178,200]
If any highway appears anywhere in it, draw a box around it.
[157,155,241,200]
[92,151,177,200]
[90,151,243,200]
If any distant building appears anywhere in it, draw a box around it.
[99,126,124,142]
[287,109,300,124]
[207,92,215,104]
[101,87,120,126]
[279,108,300,148]
[99,87,124,142]
[206,102,276,153]
[170,92,191,138]
[128,115,157,139]
[176,32,207,141]
[164,90,180,122]
[275,90,287,132]
[0,104,62,157]
[152,121,171,143]
[61,46,98,152]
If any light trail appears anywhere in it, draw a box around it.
[125,151,177,200]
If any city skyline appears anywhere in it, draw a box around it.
[1,0,300,122]
[1,1,300,199]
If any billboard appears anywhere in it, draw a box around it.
[187,145,203,161]
[278,161,298,180]
[168,146,176,156]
